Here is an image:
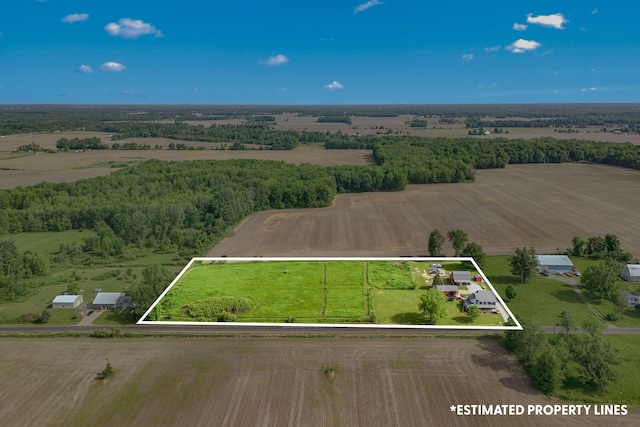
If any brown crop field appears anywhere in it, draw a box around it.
[0,336,631,427]
[209,163,640,258]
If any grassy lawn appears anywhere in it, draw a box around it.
[161,261,326,322]
[158,260,506,326]
[484,256,594,326]
[1,230,96,254]
[324,262,366,320]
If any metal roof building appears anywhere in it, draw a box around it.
[621,264,640,282]
[52,295,83,309]
[536,255,574,272]
[92,292,123,309]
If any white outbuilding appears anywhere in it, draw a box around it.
[621,264,640,282]
[52,295,83,309]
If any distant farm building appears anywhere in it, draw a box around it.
[620,291,640,307]
[536,255,574,273]
[52,295,83,309]
[450,271,472,286]
[463,290,497,312]
[621,264,640,282]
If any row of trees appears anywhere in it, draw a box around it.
[427,229,486,267]
[570,234,632,262]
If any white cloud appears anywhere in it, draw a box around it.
[78,65,93,73]
[581,87,603,92]
[105,18,163,39]
[100,62,126,72]
[591,9,600,15]
[513,23,528,31]
[484,45,500,52]
[62,13,89,24]
[590,68,597,73]
[462,54,474,61]
[325,81,344,90]
[526,13,568,30]
[261,54,289,66]
[353,0,383,14]
[506,39,541,53]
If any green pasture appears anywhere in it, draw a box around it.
[2,230,96,254]
[484,256,595,326]
[158,260,505,326]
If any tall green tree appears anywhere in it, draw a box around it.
[509,247,539,284]
[418,288,448,324]
[427,229,445,256]
[558,310,575,337]
[532,343,566,394]
[467,304,481,322]
[461,242,486,268]
[447,229,468,257]
[580,259,621,300]
[572,317,619,392]
[130,264,174,320]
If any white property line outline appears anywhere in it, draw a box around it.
[138,257,523,331]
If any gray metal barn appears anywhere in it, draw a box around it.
[536,255,574,273]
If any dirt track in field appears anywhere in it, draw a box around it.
[209,163,640,258]
[0,337,631,427]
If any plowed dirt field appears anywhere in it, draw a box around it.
[1,337,632,427]
[209,163,640,257]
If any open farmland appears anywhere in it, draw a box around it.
[270,113,640,144]
[209,163,640,258]
[0,132,373,188]
[1,337,632,427]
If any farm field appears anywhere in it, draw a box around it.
[269,113,640,143]
[1,336,634,427]
[0,132,373,188]
[209,163,640,258]
[153,259,508,327]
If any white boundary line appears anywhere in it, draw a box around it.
[138,257,522,331]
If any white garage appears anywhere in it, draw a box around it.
[52,295,83,309]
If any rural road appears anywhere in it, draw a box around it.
[2,323,640,335]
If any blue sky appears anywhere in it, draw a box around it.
[0,1,638,104]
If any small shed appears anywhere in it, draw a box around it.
[52,295,83,309]
[621,264,640,282]
[450,271,472,286]
[92,292,123,310]
[536,255,574,273]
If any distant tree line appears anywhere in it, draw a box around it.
[317,116,351,124]
[56,137,108,150]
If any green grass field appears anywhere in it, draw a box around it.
[484,256,595,326]
[157,260,505,326]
